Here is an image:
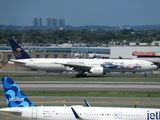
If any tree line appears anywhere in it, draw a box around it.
[0,29,160,46]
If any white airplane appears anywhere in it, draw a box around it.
[9,38,157,77]
[0,77,160,120]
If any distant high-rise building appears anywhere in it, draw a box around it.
[37,17,42,27]
[46,18,57,29]
[33,17,37,27]
[58,18,65,29]
[52,18,57,29]
[46,18,51,28]
[33,17,42,27]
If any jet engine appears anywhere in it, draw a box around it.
[90,67,106,75]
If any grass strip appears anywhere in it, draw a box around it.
[0,77,160,82]
[0,91,159,97]
[0,72,160,80]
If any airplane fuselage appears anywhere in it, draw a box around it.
[1,106,160,120]
[10,58,157,73]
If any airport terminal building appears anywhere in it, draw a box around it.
[0,46,159,71]
[110,46,160,62]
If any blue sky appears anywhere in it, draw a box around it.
[0,0,160,26]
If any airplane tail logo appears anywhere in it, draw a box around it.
[2,77,35,107]
[9,38,31,59]
[14,48,23,58]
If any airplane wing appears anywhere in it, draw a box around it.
[55,62,91,71]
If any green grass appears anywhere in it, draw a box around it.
[0,76,160,82]
[0,90,159,97]
[0,72,160,82]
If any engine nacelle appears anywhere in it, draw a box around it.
[90,67,105,75]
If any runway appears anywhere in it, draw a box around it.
[0,96,159,106]
[0,81,160,91]
[0,81,160,106]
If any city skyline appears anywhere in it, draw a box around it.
[0,0,160,26]
[33,17,65,28]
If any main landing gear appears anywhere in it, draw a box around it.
[75,74,87,77]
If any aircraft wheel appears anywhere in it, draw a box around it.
[76,74,79,77]
[76,74,87,77]
[83,74,87,77]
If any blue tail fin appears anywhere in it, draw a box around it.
[9,38,31,59]
[2,77,35,107]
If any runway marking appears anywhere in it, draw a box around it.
[135,101,139,105]
[6,116,11,119]
[61,100,66,103]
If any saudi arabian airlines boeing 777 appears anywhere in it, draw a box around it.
[9,38,157,77]
[0,77,160,120]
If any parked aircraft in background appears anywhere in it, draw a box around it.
[1,77,160,120]
[9,38,157,77]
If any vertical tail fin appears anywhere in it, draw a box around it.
[2,77,35,107]
[9,38,31,59]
